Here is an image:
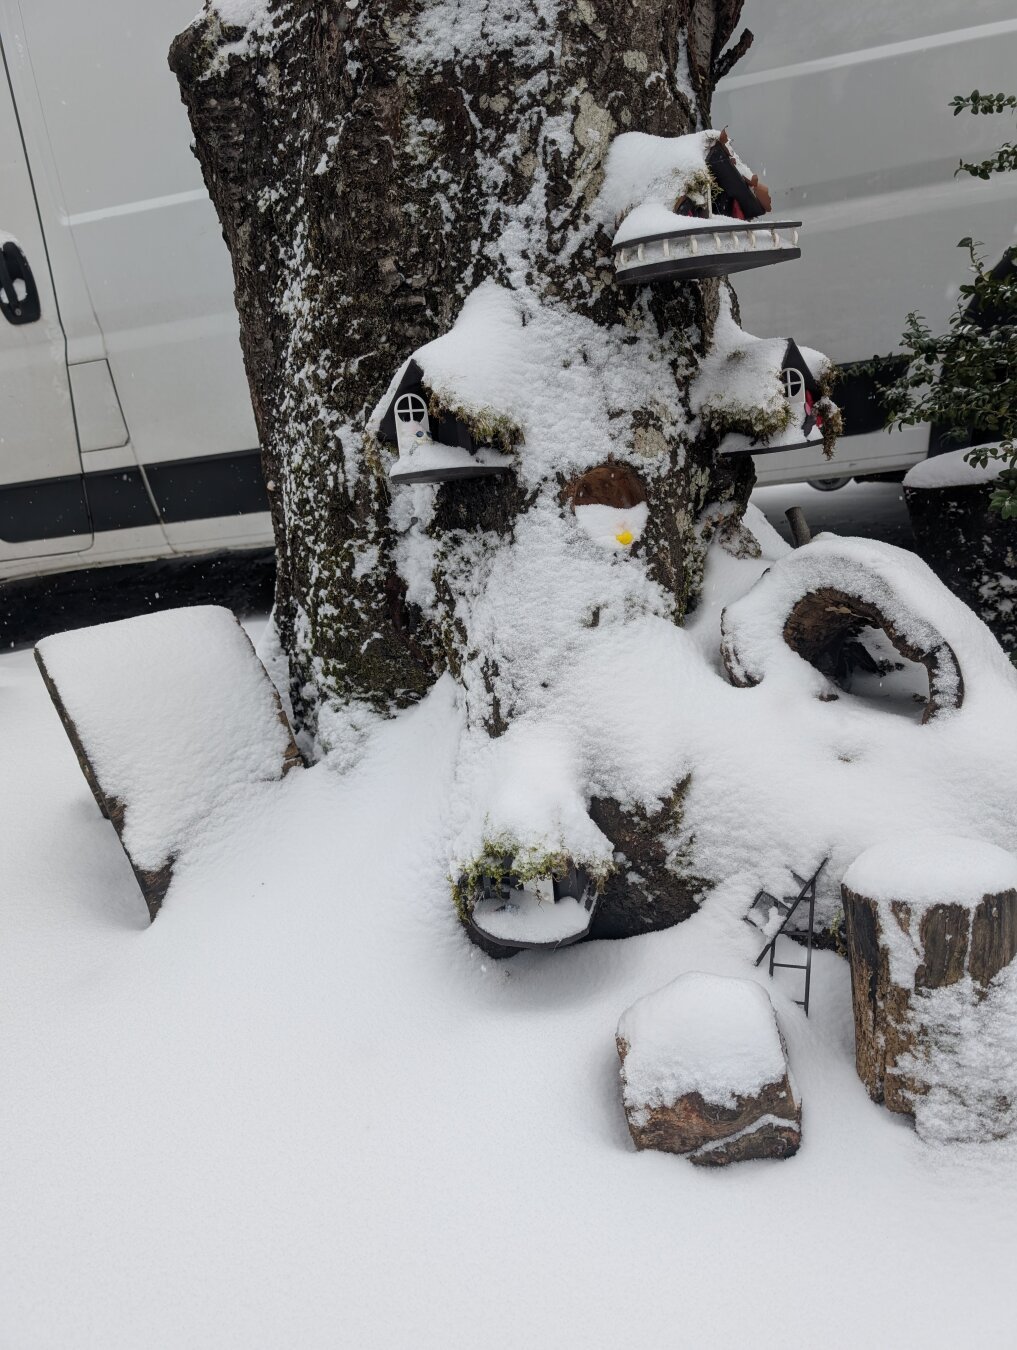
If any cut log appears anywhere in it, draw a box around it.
[720,537,969,721]
[616,974,801,1166]
[36,606,301,921]
[842,835,1017,1137]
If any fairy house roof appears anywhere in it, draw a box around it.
[781,339,823,402]
[369,286,526,455]
[694,295,833,454]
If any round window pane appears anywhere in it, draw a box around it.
[396,393,428,423]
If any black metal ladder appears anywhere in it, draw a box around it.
[753,858,828,1015]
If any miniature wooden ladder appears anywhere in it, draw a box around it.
[753,858,828,1016]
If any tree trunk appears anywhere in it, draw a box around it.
[170,0,762,940]
[843,875,1017,1130]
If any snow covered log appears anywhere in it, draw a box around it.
[36,607,302,921]
[842,836,1017,1140]
[720,537,971,720]
[904,449,1017,658]
[616,974,801,1165]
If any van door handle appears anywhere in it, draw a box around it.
[0,240,41,325]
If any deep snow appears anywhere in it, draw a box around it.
[3,570,1017,1346]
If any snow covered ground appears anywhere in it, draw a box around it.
[2,578,1017,1347]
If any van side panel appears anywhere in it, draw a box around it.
[0,33,91,559]
[11,0,271,554]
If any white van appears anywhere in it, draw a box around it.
[0,0,267,583]
[1,1,1016,581]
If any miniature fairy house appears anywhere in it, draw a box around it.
[703,132,772,221]
[778,339,825,445]
[604,128,801,285]
[693,297,840,458]
[376,359,515,485]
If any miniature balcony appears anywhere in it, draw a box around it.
[468,865,597,950]
[613,215,802,284]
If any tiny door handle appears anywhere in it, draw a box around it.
[0,240,41,324]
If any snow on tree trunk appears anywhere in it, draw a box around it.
[170,0,780,941]
[842,837,1017,1142]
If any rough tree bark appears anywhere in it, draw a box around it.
[170,0,762,941]
[842,863,1017,1140]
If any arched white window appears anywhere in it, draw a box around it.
[395,392,429,424]
[394,392,431,454]
[781,367,806,402]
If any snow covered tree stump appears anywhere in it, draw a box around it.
[842,836,1017,1140]
[36,606,301,921]
[616,974,801,1165]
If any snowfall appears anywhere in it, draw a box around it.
[3,502,1017,1350]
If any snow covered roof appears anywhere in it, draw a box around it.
[369,279,700,487]
[699,297,826,402]
[368,284,527,449]
[694,295,830,450]
[597,130,715,225]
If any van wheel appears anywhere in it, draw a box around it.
[808,477,851,492]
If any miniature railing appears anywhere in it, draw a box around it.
[614,221,800,269]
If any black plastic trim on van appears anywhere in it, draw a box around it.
[0,449,268,544]
[145,450,269,522]
[86,468,160,531]
[0,474,91,541]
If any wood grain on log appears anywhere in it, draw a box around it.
[616,1034,801,1165]
[843,882,1017,1112]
